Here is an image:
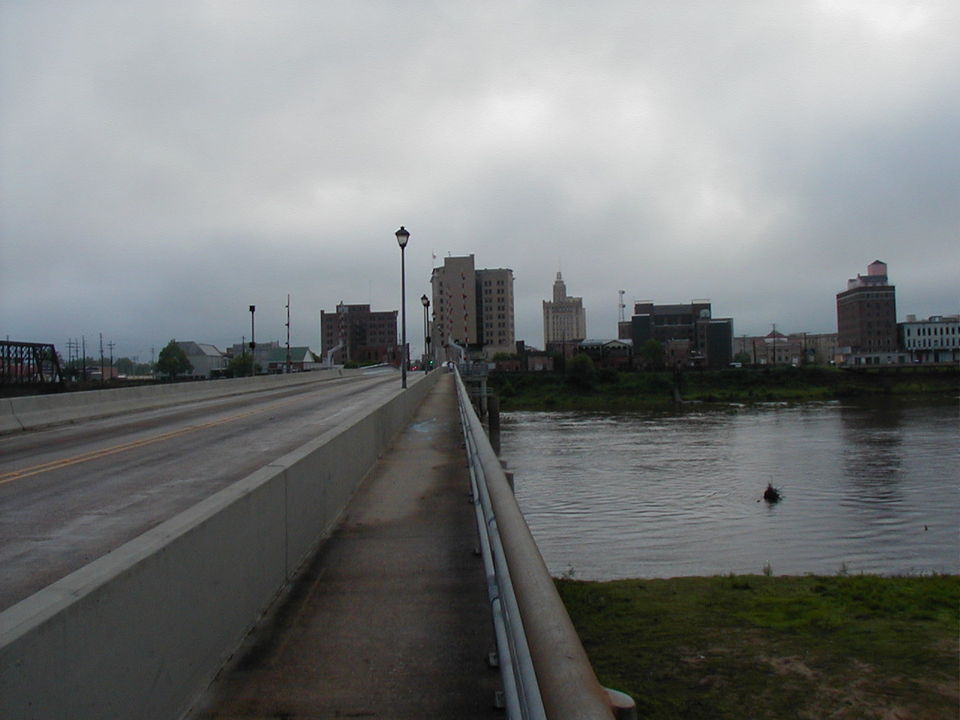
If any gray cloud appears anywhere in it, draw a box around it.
[2,0,957,358]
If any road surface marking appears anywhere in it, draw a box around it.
[0,408,263,485]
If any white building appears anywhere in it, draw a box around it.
[899,315,959,364]
[177,341,227,378]
[542,271,586,347]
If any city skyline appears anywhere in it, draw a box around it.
[4,253,952,363]
[2,2,957,359]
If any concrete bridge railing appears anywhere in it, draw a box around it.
[0,370,440,720]
[453,368,636,720]
[0,367,368,434]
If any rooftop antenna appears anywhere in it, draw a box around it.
[618,290,626,323]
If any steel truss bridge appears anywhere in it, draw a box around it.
[0,340,63,387]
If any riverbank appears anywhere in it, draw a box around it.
[557,574,959,720]
[490,366,958,411]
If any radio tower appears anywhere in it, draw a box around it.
[618,290,626,323]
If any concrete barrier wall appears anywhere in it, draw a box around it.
[0,368,366,434]
[0,370,442,720]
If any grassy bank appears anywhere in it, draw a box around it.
[490,366,959,411]
[557,574,959,720]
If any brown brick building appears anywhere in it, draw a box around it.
[320,303,398,366]
[836,260,897,354]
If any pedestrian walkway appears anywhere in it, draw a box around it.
[191,372,502,719]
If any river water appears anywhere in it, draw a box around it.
[499,397,959,579]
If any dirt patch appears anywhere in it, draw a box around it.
[765,655,817,680]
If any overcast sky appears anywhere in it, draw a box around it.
[2,1,957,360]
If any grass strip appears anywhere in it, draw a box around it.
[491,367,959,411]
[557,574,959,720]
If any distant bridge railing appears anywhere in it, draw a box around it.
[453,367,635,720]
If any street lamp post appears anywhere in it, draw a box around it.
[421,294,430,373]
[249,305,256,376]
[396,226,410,389]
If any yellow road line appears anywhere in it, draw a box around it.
[0,408,262,486]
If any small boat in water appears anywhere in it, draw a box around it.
[763,483,782,503]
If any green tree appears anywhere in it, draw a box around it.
[567,353,596,390]
[550,351,565,374]
[156,340,192,380]
[227,351,254,377]
[116,357,135,375]
[639,339,665,369]
[733,351,751,365]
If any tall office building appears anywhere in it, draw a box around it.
[430,255,515,360]
[431,255,478,351]
[476,267,516,357]
[836,260,897,354]
[542,272,586,347]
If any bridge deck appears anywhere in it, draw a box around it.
[191,372,501,719]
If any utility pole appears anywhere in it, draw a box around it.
[66,339,78,378]
[285,294,291,373]
[618,290,626,323]
[772,323,777,366]
[108,341,115,378]
[99,333,105,383]
[82,336,87,381]
[249,305,256,376]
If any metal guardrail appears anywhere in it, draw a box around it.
[453,367,633,720]
[456,371,545,720]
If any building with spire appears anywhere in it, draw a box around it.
[542,271,586,349]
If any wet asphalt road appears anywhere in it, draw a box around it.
[0,371,401,610]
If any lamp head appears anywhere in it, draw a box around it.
[421,294,429,307]
[395,226,410,248]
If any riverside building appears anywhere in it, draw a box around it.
[629,300,733,368]
[836,260,902,366]
[899,315,959,364]
[542,271,587,348]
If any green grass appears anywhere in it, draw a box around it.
[557,574,959,719]
[490,366,958,411]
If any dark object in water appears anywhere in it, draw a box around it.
[763,483,781,503]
